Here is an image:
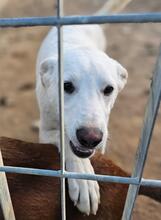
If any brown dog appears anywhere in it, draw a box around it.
[0,137,160,220]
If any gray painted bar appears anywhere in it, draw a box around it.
[0,151,15,220]
[122,46,161,220]
[1,13,161,27]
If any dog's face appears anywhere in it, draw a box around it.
[40,48,128,158]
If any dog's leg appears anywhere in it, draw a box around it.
[65,143,100,215]
[39,129,100,215]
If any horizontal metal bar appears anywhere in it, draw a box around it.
[0,165,161,188]
[1,13,161,27]
[0,165,136,184]
[65,171,137,184]
[0,166,61,177]
[141,178,161,188]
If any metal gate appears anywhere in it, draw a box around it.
[0,1,161,219]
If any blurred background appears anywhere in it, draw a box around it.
[0,0,161,219]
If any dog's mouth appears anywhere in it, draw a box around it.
[70,141,94,158]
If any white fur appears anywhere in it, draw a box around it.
[36,23,128,215]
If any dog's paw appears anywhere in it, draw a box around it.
[66,158,100,215]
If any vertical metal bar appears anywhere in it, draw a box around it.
[0,150,16,220]
[57,0,66,220]
[122,46,161,220]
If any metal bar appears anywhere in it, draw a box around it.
[57,0,66,220]
[122,46,161,220]
[141,179,161,188]
[0,165,62,177]
[2,12,161,27]
[1,165,161,187]
[0,151,15,220]
[0,166,135,184]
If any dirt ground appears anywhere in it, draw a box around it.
[0,0,161,219]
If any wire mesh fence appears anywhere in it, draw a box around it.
[0,0,161,220]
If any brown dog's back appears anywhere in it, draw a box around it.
[0,137,160,220]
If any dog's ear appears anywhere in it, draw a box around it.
[116,62,128,91]
[39,57,57,88]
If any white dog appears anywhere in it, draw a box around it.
[36,0,130,215]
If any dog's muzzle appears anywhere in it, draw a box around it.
[70,127,103,158]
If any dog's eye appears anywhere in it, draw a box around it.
[64,82,75,94]
[103,85,114,96]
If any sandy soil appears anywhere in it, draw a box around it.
[0,0,161,219]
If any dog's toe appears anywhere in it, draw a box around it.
[76,179,90,215]
[68,178,79,205]
[88,180,100,215]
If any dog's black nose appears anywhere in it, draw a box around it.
[76,127,103,148]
